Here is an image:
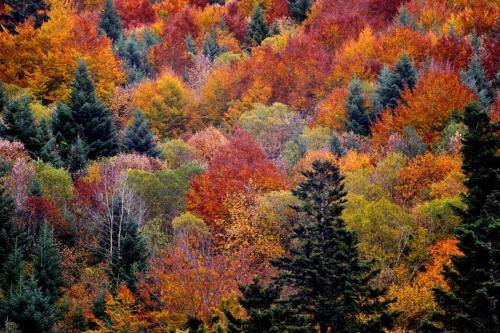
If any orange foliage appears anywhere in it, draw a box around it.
[338,150,372,174]
[371,70,475,147]
[291,150,337,184]
[187,126,229,164]
[396,153,462,205]
[375,27,432,66]
[115,0,156,29]
[187,130,288,224]
[314,88,349,130]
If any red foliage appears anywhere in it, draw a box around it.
[25,196,68,236]
[222,1,247,42]
[430,35,471,70]
[187,130,288,225]
[115,0,156,29]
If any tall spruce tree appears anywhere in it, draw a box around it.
[52,102,79,161]
[346,77,371,136]
[67,136,89,174]
[33,223,63,304]
[246,5,269,46]
[99,0,123,42]
[287,0,312,23]
[115,31,157,83]
[38,119,62,167]
[202,30,222,61]
[0,170,17,270]
[0,243,25,293]
[0,277,56,333]
[372,54,417,118]
[123,110,160,157]
[271,161,394,333]
[1,96,42,157]
[461,35,494,109]
[68,61,120,160]
[424,103,500,332]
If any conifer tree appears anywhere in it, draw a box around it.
[52,102,79,161]
[246,5,269,46]
[0,243,25,293]
[38,119,62,167]
[0,175,16,270]
[67,136,89,174]
[287,0,312,23]
[0,82,6,112]
[0,277,56,333]
[395,53,417,92]
[346,77,370,136]
[202,30,221,61]
[185,34,197,55]
[99,0,123,42]
[33,223,63,304]
[1,96,42,157]
[68,61,120,160]
[123,110,160,157]
[272,161,394,333]
[329,134,346,158]
[116,32,157,83]
[425,104,500,332]
[461,35,494,108]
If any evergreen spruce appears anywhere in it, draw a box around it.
[461,35,494,108]
[424,103,500,332]
[1,96,42,157]
[0,243,25,293]
[287,0,312,23]
[329,134,346,158]
[0,175,16,270]
[0,277,56,333]
[246,5,269,46]
[123,110,160,158]
[99,0,123,42]
[38,119,62,167]
[33,223,63,304]
[67,136,89,174]
[185,34,197,55]
[0,82,6,112]
[346,77,371,136]
[115,31,157,83]
[52,102,79,161]
[68,61,120,160]
[395,53,417,92]
[202,30,221,62]
[271,161,394,333]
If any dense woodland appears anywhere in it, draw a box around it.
[0,0,499,332]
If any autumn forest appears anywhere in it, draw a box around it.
[0,0,499,332]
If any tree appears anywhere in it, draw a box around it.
[461,35,494,108]
[272,161,394,333]
[68,61,120,160]
[287,0,312,23]
[425,104,500,332]
[67,137,89,174]
[33,223,63,304]
[1,96,42,158]
[346,77,370,136]
[52,102,78,162]
[0,172,18,271]
[395,53,417,92]
[0,0,50,34]
[0,242,24,293]
[0,277,56,333]
[123,110,160,158]
[99,0,123,42]
[246,5,269,46]
[115,31,157,83]
[38,120,62,168]
[202,30,222,62]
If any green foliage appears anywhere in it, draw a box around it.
[0,243,25,293]
[0,179,17,271]
[329,133,346,158]
[123,110,160,158]
[415,196,464,242]
[186,34,197,55]
[202,30,223,62]
[67,136,89,174]
[1,96,42,157]
[460,35,494,108]
[287,0,312,23]
[397,126,427,158]
[172,212,208,235]
[35,162,73,208]
[425,104,500,332]
[272,161,395,332]
[246,5,269,46]
[158,139,198,168]
[115,31,158,83]
[99,0,123,42]
[0,277,56,333]
[395,7,418,30]
[346,77,370,136]
[33,223,63,304]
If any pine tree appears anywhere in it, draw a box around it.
[329,134,346,158]
[424,104,500,332]
[33,223,63,304]
[115,32,157,83]
[186,34,197,56]
[123,110,160,158]
[0,82,6,112]
[346,77,370,136]
[246,5,269,46]
[0,0,50,34]
[68,61,120,160]
[67,136,89,174]
[1,96,42,157]
[0,243,25,293]
[202,30,221,62]
[461,35,494,109]
[38,119,62,167]
[0,176,16,270]
[0,277,56,333]
[372,54,417,118]
[52,102,79,161]
[99,0,123,42]
[271,161,394,333]
[287,0,312,23]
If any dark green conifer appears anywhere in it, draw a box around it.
[202,30,221,61]
[185,34,197,55]
[424,103,500,332]
[0,173,16,270]
[346,77,370,136]
[329,134,346,158]
[33,223,63,304]
[287,0,312,23]
[99,0,123,42]
[123,110,160,158]
[0,243,25,293]
[1,96,42,157]
[68,61,120,160]
[395,53,417,92]
[272,161,395,333]
[0,277,56,333]
[115,31,157,83]
[67,136,89,174]
[52,102,79,161]
[246,5,269,46]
